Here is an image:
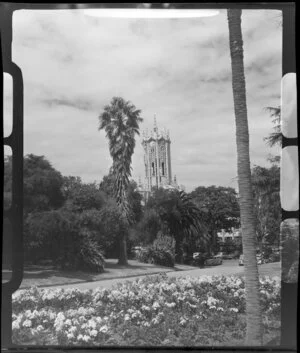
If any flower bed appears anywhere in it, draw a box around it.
[12,274,280,346]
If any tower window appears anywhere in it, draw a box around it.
[152,162,155,176]
[162,162,165,176]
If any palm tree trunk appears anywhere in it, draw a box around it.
[227,9,263,345]
[118,231,128,265]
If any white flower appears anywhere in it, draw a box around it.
[36,325,44,331]
[65,319,72,326]
[12,321,20,330]
[23,319,32,328]
[67,333,74,340]
[179,318,187,326]
[82,335,90,342]
[69,326,77,333]
[217,307,224,312]
[229,308,238,313]
[165,302,176,308]
[151,317,160,325]
[88,319,97,329]
[124,314,130,321]
[152,301,160,309]
[233,291,239,297]
[99,325,108,333]
[90,329,98,337]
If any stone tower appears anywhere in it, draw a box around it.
[141,115,173,191]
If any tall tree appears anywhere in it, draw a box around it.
[98,97,143,265]
[62,177,106,212]
[3,154,65,215]
[100,174,143,223]
[146,188,208,263]
[227,9,262,345]
[189,186,240,253]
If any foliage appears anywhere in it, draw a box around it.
[151,233,176,267]
[129,209,162,246]
[12,275,280,346]
[220,237,243,256]
[98,97,143,224]
[24,210,105,272]
[24,154,65,213]
[100,174,143,224]
[98,97,143,265]
[252,163,281,248]
[264,106,281,147]
[136,234,176,268]
[94,205,128,258]
[146,188,208,262]
[4,154,65,215]
[62,177,106,212]
[189,186,240,253]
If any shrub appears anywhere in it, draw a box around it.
[136,248,153,263]
[137,234,176,267]
[25,210,105,273]
[150,248,175,267]
[152,233,176,257]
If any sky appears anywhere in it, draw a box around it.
[4,8,282,192]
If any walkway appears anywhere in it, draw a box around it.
[38,260,281,291]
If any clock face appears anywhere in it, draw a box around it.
[150,141,155,147]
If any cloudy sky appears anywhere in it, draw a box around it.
[4,8,282,192]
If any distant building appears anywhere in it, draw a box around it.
[137,115,184,200]
[217,228,241,242]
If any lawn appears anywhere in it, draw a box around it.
[12,274,280,346]
[3,259,196,289]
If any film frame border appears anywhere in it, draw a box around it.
[1,2,297,351]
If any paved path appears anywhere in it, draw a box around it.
[37,260,281,291]
[5,259,197,289]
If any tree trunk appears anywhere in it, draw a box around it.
[227,9,263,345]
[118,232,128,265]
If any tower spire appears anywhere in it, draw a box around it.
[154,114,157,133]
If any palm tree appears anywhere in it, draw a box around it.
[264,106,281,147]
[227,9,263,345]
[147,188,209,263]
[99,97,143,265]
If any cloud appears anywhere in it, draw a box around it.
[10,9,282,192]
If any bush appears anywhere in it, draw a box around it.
[25,210,105,272]
[136,234,176,267]
[136,248,153,263]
